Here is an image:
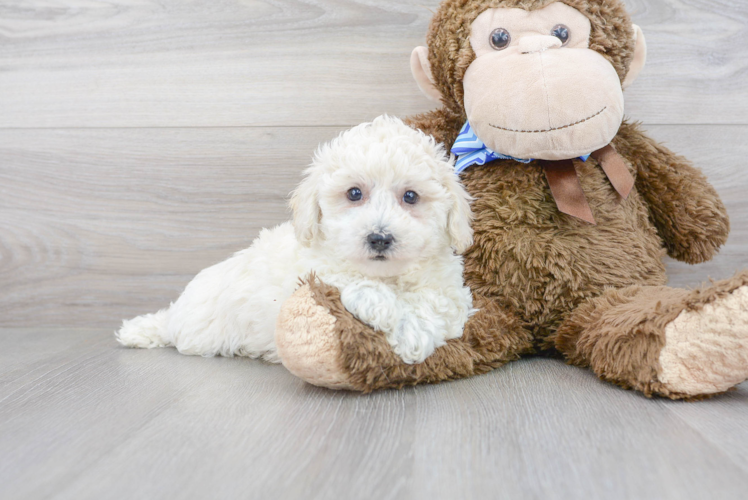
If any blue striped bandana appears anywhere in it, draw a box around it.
[451,121,590,173]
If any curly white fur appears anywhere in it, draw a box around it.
[117,116,475,364]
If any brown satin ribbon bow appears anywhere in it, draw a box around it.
[538,145,634,225]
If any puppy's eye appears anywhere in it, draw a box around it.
[489,28,511,50]
[403,190,419,205]
[551,24,571,46]
[347,187,363,202]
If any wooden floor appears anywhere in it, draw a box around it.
[1,1,748,498]
[2,328,748,500]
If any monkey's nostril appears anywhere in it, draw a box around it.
[367,233,395,252]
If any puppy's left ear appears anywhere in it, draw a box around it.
[443,170,474,254]
[289,167,322,247]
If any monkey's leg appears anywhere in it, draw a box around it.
[555,271,748,399]
[275,276,534,392]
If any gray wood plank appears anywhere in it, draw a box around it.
[0,126,344,327]
[1,328,748,500]
[660,389,748,477]
[622,0,748,124]
[0,0,435,128]
[0,124,746,327]
[0,0,746,128]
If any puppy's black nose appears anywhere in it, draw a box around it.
[367,233,394,252]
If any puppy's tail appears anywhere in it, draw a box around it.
[116,309,171,349]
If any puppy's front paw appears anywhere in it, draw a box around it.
[340,281,402,333]
[389,313,438,364]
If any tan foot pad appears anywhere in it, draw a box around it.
[659,286,748,395]
[275,284,354,390]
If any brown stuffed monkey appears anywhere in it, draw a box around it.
[274,0,748,399]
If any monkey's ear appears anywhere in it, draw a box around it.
[411,46,442,102]
[622,25,647,90]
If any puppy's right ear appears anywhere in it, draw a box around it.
[289,168,321,247]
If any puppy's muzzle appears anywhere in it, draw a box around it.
[367,233,395,254]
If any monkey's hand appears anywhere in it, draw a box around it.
[614,121,729,264]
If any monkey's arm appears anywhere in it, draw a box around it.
[614,121,729,264]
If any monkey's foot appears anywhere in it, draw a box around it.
[556,270,748,399]
[275,282,354,390]
[659,285,748,396]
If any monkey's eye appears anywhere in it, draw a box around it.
[489,28,511,50]
[347,187,363,202]
[403,191,419,205]
[551,24,571,46]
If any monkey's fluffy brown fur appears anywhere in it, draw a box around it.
[278,0,746,398]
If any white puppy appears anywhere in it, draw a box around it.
[117,116,474,364]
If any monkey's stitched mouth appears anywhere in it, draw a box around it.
[489,107,607,134]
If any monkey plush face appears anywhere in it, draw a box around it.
[411,0,647,161]
[465,3,624,160]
